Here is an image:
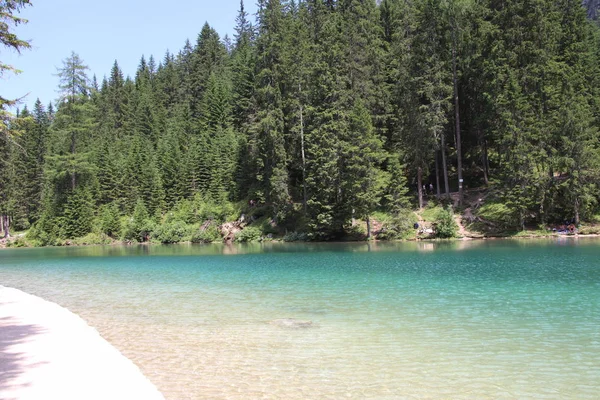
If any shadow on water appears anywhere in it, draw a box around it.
[0,315,47,400]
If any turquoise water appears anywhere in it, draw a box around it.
[1,239,599,399]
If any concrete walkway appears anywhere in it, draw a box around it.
[0,286,165,400]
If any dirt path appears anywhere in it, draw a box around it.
[455,214,469,238]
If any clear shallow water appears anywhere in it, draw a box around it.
[1,239,600,399]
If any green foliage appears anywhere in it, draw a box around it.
[477,202,519,231]
[123,199,154,242]
[578,224,600,235]
[421,204,443,222]
[71,232,112,246]
[153,220,189,244]
[6,236,28,248]
[0,0,31,131]
[236,226,262,242]
[434,206,458,238]
[253,215,278,235]
[27,211,61,246]
[191,224,221,243]
[63,187,94,238]
[282,231,308,242]
[190,194,240,224]
[375,210,418,240]
[7,1,600,245]
[100,203,122,238]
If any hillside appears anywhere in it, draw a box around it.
[2,0,600,245]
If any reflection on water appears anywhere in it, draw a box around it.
[1,238,600,399]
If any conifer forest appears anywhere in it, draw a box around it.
[2,0,600,245]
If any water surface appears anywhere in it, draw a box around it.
[1,239,599,399]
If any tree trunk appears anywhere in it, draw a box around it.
[452,27,463,206]
[299,88,307,216]
[417,166,423,209]
[481,134,489,185]
[2,215,10,238]
[366,215,371,240]
[575,198,580,226]
[435,151,441,198]
[441,134,450,199]
[71,131,77,190]
[520,210,525,231]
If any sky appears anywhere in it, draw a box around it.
[3,0,257,110]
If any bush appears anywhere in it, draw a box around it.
[6,237,28,247]
[122,200,154,242]
[71,233,112,246]
[191,194,241,224]
[254,216,279,235]
[477,202,518,230]
[171,199,195,224]
[376,210,418,240]
[236,226,262,242]
[27,215,61,246]
[100,203,122,238]
[191,225,221,243]
[282,231,308,242]
[434,206,458,238]
[153,220,189,244]
[579,225,600,235]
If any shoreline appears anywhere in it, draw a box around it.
[0,286,165,400]
[2,232,600,250]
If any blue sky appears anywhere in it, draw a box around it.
[3,0,257,110]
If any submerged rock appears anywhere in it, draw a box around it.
[269,318,314,329]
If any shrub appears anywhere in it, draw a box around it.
[254,216,279,235]
[191,193,241,224]
[100,203,122,238]
[27,215,61,246]
[122,200,154,242]
[376,210,418,240]
[191,225,221,243]
[236,226,262,242]
[477,202,518,230]
[171,199,195,224]
[153,220,189,244]
[6,237,28,247]
[282,231,308,242]
[71,233,112,246]
[579,225,600,235]
[434,206,458,238]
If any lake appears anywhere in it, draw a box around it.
[1,239,599,399]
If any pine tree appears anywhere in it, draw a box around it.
[21,99,49,222]
[252,0,290,219]
[413,0,453,201]
[339,100,386,238]
[63,185,94,238]
[189,23,228,121]
[0,0,31,136]
[303,0,347,237]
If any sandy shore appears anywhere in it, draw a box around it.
[0,286,165,400]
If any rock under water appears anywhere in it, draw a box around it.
[269,318,314,329]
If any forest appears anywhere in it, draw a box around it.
[1,0,600,245]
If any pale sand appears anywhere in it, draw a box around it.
[0,286,165,400]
